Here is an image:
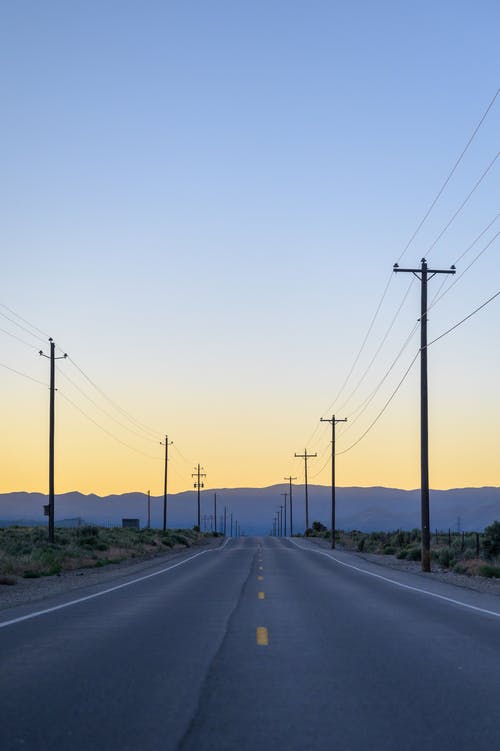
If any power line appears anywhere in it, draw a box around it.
[0,326,41,350]
[336,278,416,414]
[429,230,499,311]
[0,361,47,387]
[396,87,499,264]
[67,357,161,440]
[427,290,500,348]
[0,303,50,340]
[425,151,499,257]
[56,366,159,444]
[336,350,420,457]
[453,212,499,265]
[0,311,47,344]
[58,390,161,460]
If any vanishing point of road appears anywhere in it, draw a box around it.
[1,536,500,750]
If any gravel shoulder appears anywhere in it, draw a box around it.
[304,536,500,597]
[0,535,224,612]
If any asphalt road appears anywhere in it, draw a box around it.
[1,536,500,750]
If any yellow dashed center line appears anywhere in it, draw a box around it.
[259,565,263,570]
[258,592,265,600]
[256,627,269,646]
[258,575,263,581]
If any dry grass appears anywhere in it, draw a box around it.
[0,526,220,580]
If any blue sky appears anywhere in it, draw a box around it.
[0,1,498,493]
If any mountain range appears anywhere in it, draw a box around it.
[1,485,500,534]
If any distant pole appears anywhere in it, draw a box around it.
[273,517,276,536]
[214,493,217,533]
[281,493,288,536]
[160,435,173,531]
[320,415,347,549]
[279,505,283,536]
[230,512,233,537]
[192,464,206,529]
[294,450,317,532]
[39,338,67,544]
[147,490,151,529]
[224,506,227,535]
[284,477,296,536]
[394,258,455,572]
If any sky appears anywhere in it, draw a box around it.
[0,0,499,497]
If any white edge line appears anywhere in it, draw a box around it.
[288,538,500,619]
[0,537,231,630]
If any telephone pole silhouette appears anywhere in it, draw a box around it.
[284,476,297,536]
[39,338,67,543]
[147,489,151,529]
[213,493,217,533]
[294,450,317,532]
[192,464,206,528]
[394,257,455,572]
[281,493,288,536]
[320,415,347,549]
[160,435,173,531]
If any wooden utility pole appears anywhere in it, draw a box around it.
[160,435,173,531]
[192,464,206,529]
[394,258,455,572]
[214,493,217,533]
[281,492,288,536]
[224,505,227,536]
[320,415,347,549]
[39,338,67,543]
[284,476,297,536]
[294,449,317,532]
[147,489,151,529]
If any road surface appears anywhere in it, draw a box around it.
[1,536,500,750]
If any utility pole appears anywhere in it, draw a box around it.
[284,476,297,536]
[394,257,455,572]
[160,435,173,531]
[230,512,233,537]
[281,493,288,536]
[214,493,217,533]
[224,506,227,536]
[273,516,276,536]
[320,415,347,549]
[279,505,284,536]
[147,489,151,529]
[294,449,317,532]
[39,338,67,544]
[192,464,206,529]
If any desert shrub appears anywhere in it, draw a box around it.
[483,521,500,559]
[406,546,421,562]
[438,547,455,568]
[383,545,397,555]
[478,564,500,579]
[396,549,408,559]
[357,537,366,552]
[453,563,468,574]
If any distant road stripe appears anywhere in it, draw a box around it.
[0,537,231,630]
[258,575,263,581]
[258,592,265,600]
[288,539,500,619]
[256,627,269,645]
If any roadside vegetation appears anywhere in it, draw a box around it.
[303,520,500,579]
[0,526,222,581]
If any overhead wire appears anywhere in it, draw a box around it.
[58,391,162,461]
[429,230,499,311]
[427,290,499,348]
[66,357,161,440]
[396,87,499,264]
[424,152,499,258]
[298,90,499,459]
[0,361,48,387]
[0,326,41,351]
[335,350,420,457]
[0,303,50,340]
[56,366,160,445]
